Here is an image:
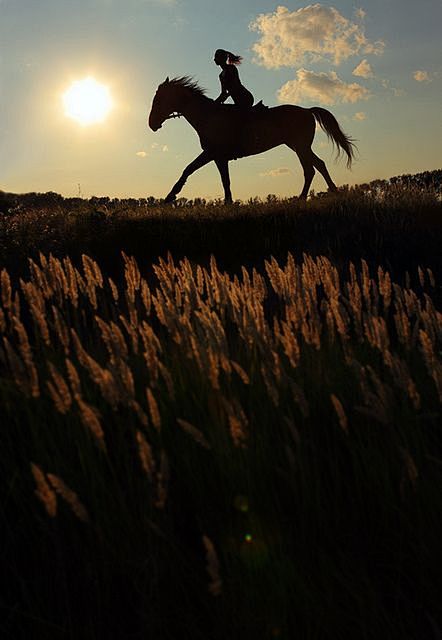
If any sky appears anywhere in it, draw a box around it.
[1,0,441,200]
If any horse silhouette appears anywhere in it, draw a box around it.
[148,77,356,203]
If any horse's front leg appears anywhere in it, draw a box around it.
[214,158,233,204]
[165,151,212,202]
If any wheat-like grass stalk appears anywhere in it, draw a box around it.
[82,254,103,288]
[3,337,25,386]
[0,307,6,334]
[30,463,57,517]
[330,394,348,433]
[1,268,12,312]
[77,397,106,452]
[146,387,161,430]
[108,277,119,302]
[12,317,39,397]
[20,280,50,346]
[63,257,79,308]
[154,450,168,509]
[223,397,248,448]
[65,357,82,401]
[426,268,436,288]
[136,430,156,479]
[177,418,211,449]
[202,534,222,596]
[47,473,90,523]
[230,360,250,385]
[47,362,72,414]
[52,305,70,355]
[71,329,120,407]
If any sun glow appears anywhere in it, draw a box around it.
[62,77,113,125]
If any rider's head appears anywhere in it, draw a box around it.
[214,49,242,66]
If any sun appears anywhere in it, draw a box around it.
[62,77,113,125]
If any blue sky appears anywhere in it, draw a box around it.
[1,0,441,199]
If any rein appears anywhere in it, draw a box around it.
[165,112,182,120]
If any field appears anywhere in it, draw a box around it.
[1,176,442,639]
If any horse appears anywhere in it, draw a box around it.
[148,76,356,204]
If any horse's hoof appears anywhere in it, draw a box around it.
[164,194,176,204]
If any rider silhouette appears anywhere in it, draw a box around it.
[213,49,254,109]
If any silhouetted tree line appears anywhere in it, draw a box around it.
[1,169,441,215]
[349,169,442,197]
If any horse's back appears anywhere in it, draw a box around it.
[203,102,315,159]
[269,104,313,119]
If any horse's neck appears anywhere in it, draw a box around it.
[178,91,211,131]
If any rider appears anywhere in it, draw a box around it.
[213,49,255,109]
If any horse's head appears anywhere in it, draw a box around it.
[148,77,176,131]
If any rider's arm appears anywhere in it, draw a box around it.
[215,72,229,103]
[214,90,228,103]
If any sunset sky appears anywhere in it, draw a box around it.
[1,0,441,200]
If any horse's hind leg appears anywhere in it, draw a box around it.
[311,152,338,192]
[291,147,315,199]
[165,151,212,202]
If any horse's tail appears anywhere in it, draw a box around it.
[310,107,357,169]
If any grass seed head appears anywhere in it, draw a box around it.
[47,473,89,522]
[31,463,57,517]
[202,534,222,596]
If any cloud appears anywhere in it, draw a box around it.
[260,167,291,177]
[151,143,169,152]
[278,69,371,105]
[413,70,431,82]
[381,79,405,96]
[354,8,366,20]
[136,151,147,157]
[352,59,373,78]
[353,111,367,121]
[249,4,385,68]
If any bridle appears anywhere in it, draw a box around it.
[164,112,182,121]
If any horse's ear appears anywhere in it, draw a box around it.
[165,76,169,83]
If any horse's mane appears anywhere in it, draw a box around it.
[169,76,207,98]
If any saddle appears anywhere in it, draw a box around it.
[252,100,269,112]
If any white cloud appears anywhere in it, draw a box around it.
[150,143,169,153]
[413,70,431,82]
[354,8,366,20]
[353,111,367,121]
[136,151,147,157]
[260,167,291,177]
[352,59,373,78]
[249,4,385,68]
[278,68,371,105]
[381,79,405,96]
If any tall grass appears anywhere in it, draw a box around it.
[1,250,441,639]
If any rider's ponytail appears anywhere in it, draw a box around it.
[227,52,242,65]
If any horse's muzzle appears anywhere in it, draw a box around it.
[148,115,162,131]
